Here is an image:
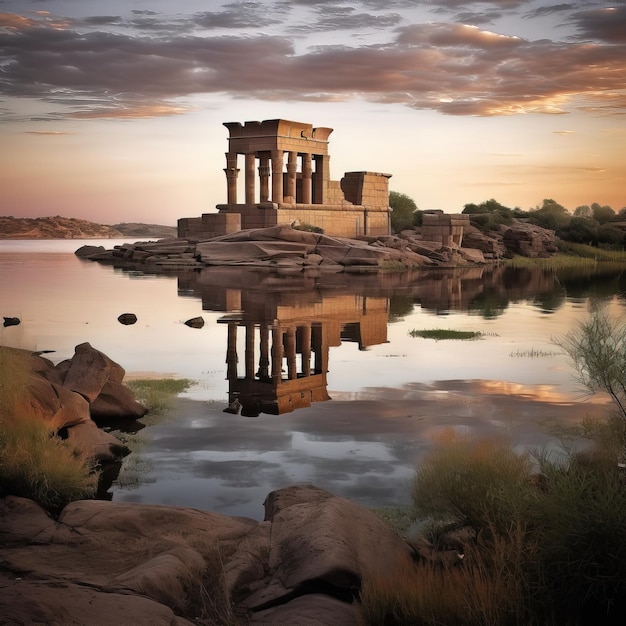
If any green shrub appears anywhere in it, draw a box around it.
[292,222,324,233]
[411,434,536,535]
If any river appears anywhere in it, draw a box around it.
[1,239,623,518]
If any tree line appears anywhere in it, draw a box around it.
[389,191,626,249]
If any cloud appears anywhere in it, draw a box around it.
[0,6,625,120]
[570,6,626,43]
[24,130,74,135]
[525,4,574,19]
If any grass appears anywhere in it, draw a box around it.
[125,378,193,420]
[409,328,484,340]
[0,416,98,512]
[510,348,562,358]
[0,346,98,513]
[506,244,626,270]
[360,427,626,625]
[112,378,193,488]
[373,505,416,538]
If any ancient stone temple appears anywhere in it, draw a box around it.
[178,119,392,240]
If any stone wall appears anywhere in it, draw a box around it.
[422,212,470,247]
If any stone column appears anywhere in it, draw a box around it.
[257,323,270,379]
[245,323,255,380]
[245,153,256,205]
[285,151,297,203]
[224,152,239,205]
[301,153,312,204]
[313,154,328,204]
[271,150,284,203]
[311,324,327,374]
[300,324,311,377]
[284,326,297,380]
[258,154,270,202]
[271,323,283,383]
[226,322,238,381]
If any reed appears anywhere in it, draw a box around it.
[409,329,483,341]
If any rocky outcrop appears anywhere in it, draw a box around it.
[78,220,559,273]
[500,220,558,258]
[0,485,415,625]
[13,343,147,463]
[461,225,508,259]
[80,224,491,272]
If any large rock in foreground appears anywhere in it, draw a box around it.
[0,485,415,625]
[11,343,147,463]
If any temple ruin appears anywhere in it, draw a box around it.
[178,119,392,240]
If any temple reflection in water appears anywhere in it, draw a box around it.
[174,264,565,416]
[218,292,388,416]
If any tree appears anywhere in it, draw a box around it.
[462,198,512,217]
[591,202,615,225]
[559,216,598,245]
[528,199,570,231]
[573,205,592,218]
[389,191,418,233]
[555,306,626,462]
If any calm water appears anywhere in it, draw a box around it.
[2,240,624,518]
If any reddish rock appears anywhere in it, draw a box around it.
[89,380,148,421]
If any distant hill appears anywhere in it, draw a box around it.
[112,222,178,239]
[0,216,177,239]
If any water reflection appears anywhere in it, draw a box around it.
[169,264,572,415]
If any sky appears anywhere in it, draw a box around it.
[0,1,625,226]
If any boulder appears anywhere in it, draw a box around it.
[88,380,149,421]
[239,484,414,611]
[0,487,416,625]
[65,421,130,462]
[462,227,507,258]
[62,342,125,402]
[117,313,138,325]
[0,578,195,626]
[500,221,558,258]
[184,316,205,329]
[22,376,92,431]
[7,345,145,461]
[458,247,486,264]
[74,244,105,258]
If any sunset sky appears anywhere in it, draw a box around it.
[1,1,624,226]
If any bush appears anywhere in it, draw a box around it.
[361,431,626,625]
[411,433,536,535]
[554,307,626,424]
[533,452,626,621]
[292,222,324,234]
[389,191,419,233]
